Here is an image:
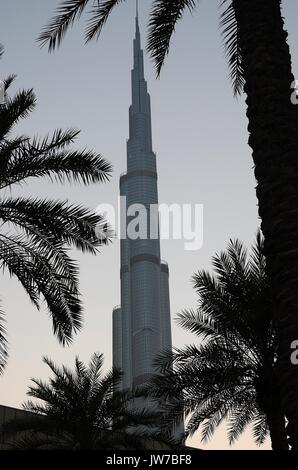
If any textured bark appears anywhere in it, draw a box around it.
[232,0,298,448]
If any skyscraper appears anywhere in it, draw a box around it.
[112,9,172,391]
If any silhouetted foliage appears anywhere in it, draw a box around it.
[0,72,112,369]
[38,0,243,96]
[149,233,288,449]
[3,353,176,450]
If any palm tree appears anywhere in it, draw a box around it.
[149,233,288,449]
[3,353,175,450]
[0,74,112,369]
[38,0,298,447]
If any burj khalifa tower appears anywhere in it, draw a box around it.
[113,7,172,391]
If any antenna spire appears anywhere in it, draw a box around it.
[135,0,140,35]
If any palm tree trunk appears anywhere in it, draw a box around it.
[232,0,298,448]
[267,408,288,450]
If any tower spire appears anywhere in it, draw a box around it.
[132,0,147,115]
[135,0,140,38]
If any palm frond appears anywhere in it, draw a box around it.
[252,413,269,446]
[219,0,244,97]
[0,233,82,344]
[0,89,36,139]
[147,0,198,77]
[37,0,91,51]
[0,197,108,253]
[0,129,112,189]
[0,67,111,353]
[85,0,126,43]
[212,238,248,285]
[0,147,112,189]
[193,243,268,359]
[227,398,258,444]
[87,352,105,395]
[250,229,266,281]
[176,308,221,340]
[2,74,17,92]
[0,234,41,307]
[0,201,87,299]
[185,388,235,439]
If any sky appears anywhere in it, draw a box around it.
[0,0,297,450]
